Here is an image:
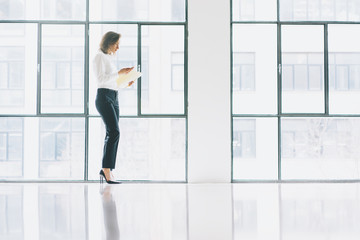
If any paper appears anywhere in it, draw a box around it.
[116,68,142,88]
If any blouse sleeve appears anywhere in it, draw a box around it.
[92,53,118,84]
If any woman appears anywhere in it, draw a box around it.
[93,31,134,184]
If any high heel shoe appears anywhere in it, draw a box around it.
[99,170,121,184]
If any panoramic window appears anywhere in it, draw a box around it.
[232,0,360,180]
[0,0,187,181]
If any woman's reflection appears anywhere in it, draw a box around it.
[100,185,120,240]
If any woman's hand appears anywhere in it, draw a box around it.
[118,67,134,75]
[128,81,135,87]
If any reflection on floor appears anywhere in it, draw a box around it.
[1,183,360,240]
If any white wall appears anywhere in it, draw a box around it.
[187,0,231,183]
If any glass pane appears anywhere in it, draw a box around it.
[241,65,255,90]
[0,118,23,178]
[89,24,138,116]
[0,118,85,180]
[350,65,360,89]
[39,118,85,179]
[233,118,278,180]
[329,25,360,114]
[233,0,277,21]
[281,25,324,113]
[309,65,322,90]
[56,63,71,88]
[141,25,185,114]
[0,0,25,20]
[294,65,308,90]
[0,118,22,131]
[233,24,277,114]
[336,66,349,90]
[40,133,55,161]
[56,133,70,160]
[172,65,184,91]
[0,0,86,20]
[280,0,360,21]
[171,52,184,91]
[8,62,24,89]
[0,63,8,88]
[88,117,186,181]
[0,134,6,160]
[8,134,22,160]
[40,0,86,20]
[41,25,85,113]
[282,118,360,180]
[0,23,37,114]
[90,0,185,22]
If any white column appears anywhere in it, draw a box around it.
[187,0,231,182]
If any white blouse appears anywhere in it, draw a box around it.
[92,50,120,91]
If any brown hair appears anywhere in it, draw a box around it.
[99,31,121,54]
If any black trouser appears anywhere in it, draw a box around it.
[95,88,120,170]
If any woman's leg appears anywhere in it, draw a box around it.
[96,97,120,170]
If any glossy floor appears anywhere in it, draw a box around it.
[1,183,360,240]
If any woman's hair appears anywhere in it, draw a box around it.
[99,31,121,54]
